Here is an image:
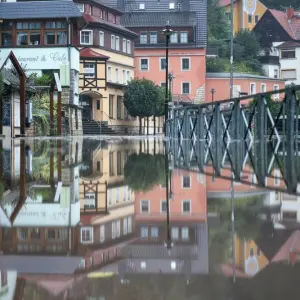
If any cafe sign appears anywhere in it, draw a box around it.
[0,47,79,71]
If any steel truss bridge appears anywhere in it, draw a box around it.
[166,86,300,195]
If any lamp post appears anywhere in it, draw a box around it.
[210,88,216,104]
[162,21,173,134]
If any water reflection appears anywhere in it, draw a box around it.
[0,138,300,299]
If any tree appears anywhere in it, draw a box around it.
[124,79,160,135]
[152,86,165,135]
[124,153,166,192]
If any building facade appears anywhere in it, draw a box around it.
[100,0,207,104]
[219,0,267,33]
[0,0,84,135]
[253,8,300,85]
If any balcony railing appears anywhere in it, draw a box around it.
[259,55,280,65]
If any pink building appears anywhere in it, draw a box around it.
[206,73,286,103]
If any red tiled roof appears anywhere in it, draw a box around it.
[80,47,109,60]
[172,94,192,103]
[218,0,231,7]
[269,9,300,40]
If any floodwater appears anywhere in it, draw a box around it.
[0,137,300,300]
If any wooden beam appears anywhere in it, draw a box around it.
[57,91,62,135]
[50,91,54,135]
[19,75,26,136]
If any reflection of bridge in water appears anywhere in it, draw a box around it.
[166,86,300,195]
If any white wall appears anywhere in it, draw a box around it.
[280,47,300,85]
[0,271,17,300]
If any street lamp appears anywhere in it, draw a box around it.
[210,88,216,104]
[162,21,173,134]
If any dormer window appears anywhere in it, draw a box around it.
[139,3,145,9]
[169,2,175,9]
[76,3,84,13]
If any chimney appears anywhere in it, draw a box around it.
[287,7,294,20]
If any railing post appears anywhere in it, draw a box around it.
[214,103,221,175]
[233,99,242,141]
[183,108,189,140]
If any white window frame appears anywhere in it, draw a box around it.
[159,57,167,71]
[83,63,95,79]
[80,227,93,244]
[181,57,190,71]
[171,227,179,240]
[80,30,93,45]
[160,199,167,213]
[170,32,178,43]
[140,32,147,44]
[122,38,126,52]
[181,227,189,241]
[273,84,279,100]
[169,2,175,9]
[100,225,105,243]
[107,66,112,82]
[127,71,131,82]
[99,31,104,47]
[127,40,131,54]
[141,226,149,239]
[139,3,145,9]
[140,57,149,71]
[180,31,188,43]
[182,175,191,188]
[150,31,158,44]
[111,34,115,49]
[151,227,159,238]
[261,83,267,93]
[250,82,256,95]
[182,199,191,214]
[140,199,150,213]
[122,69,126,84]
[112,221,116,239]
[182,82,191,94]
[116,220,121,237]
[116,186,120,202]
[123,218,128,235]
[281,69,297,80]
[116,36,120,50]
[128,217,132,233]
[76,3,84,12]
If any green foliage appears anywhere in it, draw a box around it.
[0,73,4,96]
[153,87,165,117]
[250,94,282,114]
[28,73,52,86]
[124,153,166,192]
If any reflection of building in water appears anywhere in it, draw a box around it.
[97,169,209,278]
[0,270,17,300]
[0,139,82,255]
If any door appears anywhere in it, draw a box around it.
[79,94,92,121]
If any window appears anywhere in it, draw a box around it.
[151,227,159,238]
[117,151,122,175]
[255,15,259,23]
[16,22,41,46]
[123,70,126,84]
[281,69,297,80]
[108,66,112,81]
[141,200,149,213]
[84,193,96,208]
[169,2,175,9]
[182,175,191,188]
[108,95,114,118]
[112,222,116,239]
[109,152,114,176]
[273,84,279,99]
[81,227,93,243]
[261,83,267,93]
[250,83,256,95]
[100,225,105,243]
[282,211,297,220]
[1,21,13,46]
[97,161,101,171]
[116,220,121,237]
[248,14,252,23]
[171,227,179,240]
[274,69,278,79]
[281,49,296,59]
[116,187,120,203]
[128,217,132,233]
[44,21,67,45]
[116,36,120,50]
[117,96,122,119]
[140,32,147,44]
[161,82,166,87]
[182,200,191,213]
[181,58,190,71]
[123,218,128,235]
[180,31,188,43]
[160,57,167,70]
[150,31,157,43]
[127,40,131,54]
[161,200,167,213]
[18,229,28,240]
[182,227,189,241]
[83,63,95,78]
[96,100,100,110]
[170,32,178,43]
[127,71,131,82]
[182,82,190,94]
[80,30,92,45]
[115,68,119,82]
[140,58,149,71]
[99,31,104,46]
[76,3,84,12]
[111,35,115,49]
[233,85,241,98]
[225,11,231,21]
[141,226,149,238]
[139,3,145,9]
[123,38,126,52]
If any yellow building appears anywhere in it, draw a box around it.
[220,0,267,33]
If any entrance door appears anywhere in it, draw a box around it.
[79,95,92,121]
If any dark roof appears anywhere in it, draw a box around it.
[83,13,138,37]
[0,0,82,20]
[80,48,110,60]
[276,41,300,49]
[1,68,34,91]
[121,11,196,28]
